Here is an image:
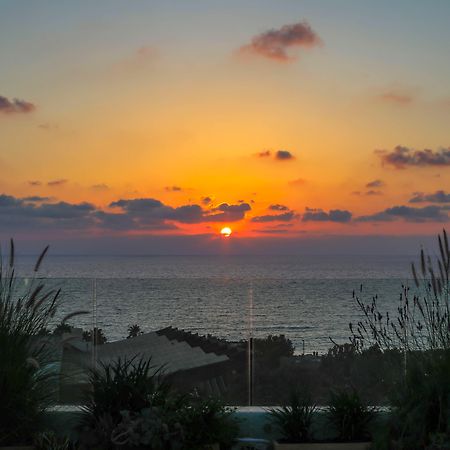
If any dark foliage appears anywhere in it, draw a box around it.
[326,389,375,442]
[269,389,316,443]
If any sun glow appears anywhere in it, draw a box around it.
[220,227,232,237]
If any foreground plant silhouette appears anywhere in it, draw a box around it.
[0,239,86,446]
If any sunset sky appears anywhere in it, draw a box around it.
[1,1,450,254]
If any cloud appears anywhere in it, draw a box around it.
[365,190,383,196]
[110,198,251,225]
[251,211,295,223]
[256,150,295,161]
[28,180,42,187]
[379,91,414,105]
[376,145,450,169]
[22,196,52,202]
[288,178,306,186]
[302,208,352,223]
[0,194,96,231]
[275,150,294,160]
[238,21,322,62]
[91,183,110,191]
[0,95,36,114]
[165,186,183,192]
[269,204,289,211]
[201,196,212,205]
[207,202,251,222]
[366,179,384,188]
[47,179,68,187]
[357,205,449,223]
[409,190,450,204]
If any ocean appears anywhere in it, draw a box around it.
[15,254,415,353]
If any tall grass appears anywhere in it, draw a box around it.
[0,240,84,445]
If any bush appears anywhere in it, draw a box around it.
[179,395,239,450]
[269,389,316,443]
[78,356,184,449]
[326,389,375,442]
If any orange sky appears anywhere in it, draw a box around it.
[0,1,449,251]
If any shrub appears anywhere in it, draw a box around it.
[179,395,239,450]
[269,389,316,443]
[78,356,183,449]
[327,389,375,442]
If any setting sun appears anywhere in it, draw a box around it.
[220,227,232,237]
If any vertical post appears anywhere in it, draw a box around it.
[248,282,254,406]
[302,339,305,356]
[248,337,254,406]
[92,278,97,372]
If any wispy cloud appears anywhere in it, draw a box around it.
[378,91,414,105]
[238,21,322,63]
[366,179,385,188]
[165,186,183,192]
[47,179,68,187]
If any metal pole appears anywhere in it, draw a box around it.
[248,282,254,406]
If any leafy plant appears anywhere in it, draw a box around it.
[326,389,375,442]
[179,395,239,450]
[269,389,316,443]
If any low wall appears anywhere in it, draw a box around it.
[44,406,389,442]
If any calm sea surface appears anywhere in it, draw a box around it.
[15,254,416,353]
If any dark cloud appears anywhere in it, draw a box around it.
[276,150,294,160]
[302,208,352,223]
[28,180,42,186]
[201,196,212,205]
[357,205,449,223]
[0,95,36,114]
[376,145,450,169]
[256,150,295,161]
[251,211,295,223]
[366,179,384,188]
[207,203,251,222]
[110,198,251,225]
[238,21,322,62]
[269,204,289,211]
[47,179,68,187]
[165,186,183,192]
[409,190,450,204]
[365,190,383,196]
[0,194,96,231]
